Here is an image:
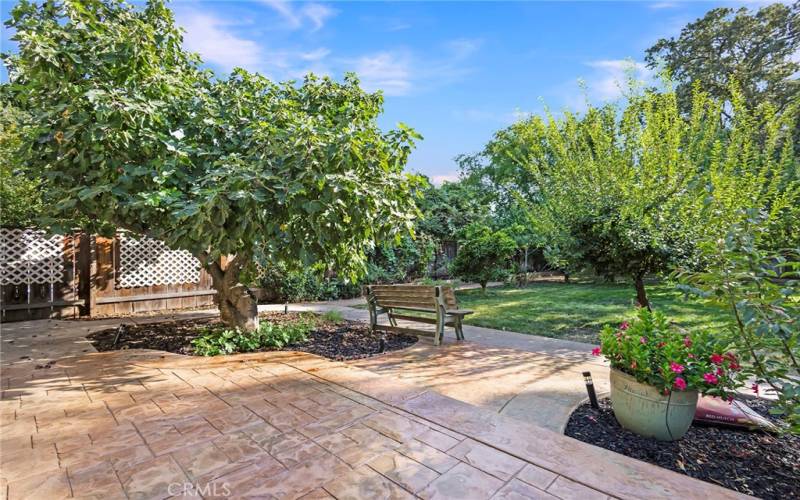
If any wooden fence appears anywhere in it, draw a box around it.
[1,228,215,322]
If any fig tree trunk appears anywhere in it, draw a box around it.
[200,253,259,331]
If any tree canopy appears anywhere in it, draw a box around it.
[2,0,423,330]
[645,2,800,116]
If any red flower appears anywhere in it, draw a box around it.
[673,377,687,390]
[591,347,602,357]
[657,341,666,348]
[620,321,630,330]
[728,361,740,370]
[669,362,685,374]
[710,353,724,364]
[716,367,725,376]
[703,372,719,385]
[752,383,759,395]
[683,337,692,348]
[630,360,638,370]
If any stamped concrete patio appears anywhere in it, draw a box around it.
[267,299,610,432]
[1,315,749,499]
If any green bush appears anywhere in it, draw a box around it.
[192,316,315,356]
[257,264,361,302]
[450,223,517,291]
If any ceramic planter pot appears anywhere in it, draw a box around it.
[609,368,698,441]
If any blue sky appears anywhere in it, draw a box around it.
[1,0,773,182]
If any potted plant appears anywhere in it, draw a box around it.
[594,308,744,441]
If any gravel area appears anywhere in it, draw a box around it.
[565,397,799,499]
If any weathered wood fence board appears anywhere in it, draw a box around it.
[1,229,215,322]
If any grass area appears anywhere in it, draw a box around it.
[358,281,729,344]
[455,282,728,344]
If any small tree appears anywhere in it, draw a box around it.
[450,223,516,291]
[2,0,423,330]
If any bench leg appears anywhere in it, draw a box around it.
[455,317,464,340]
[388,311,398,327]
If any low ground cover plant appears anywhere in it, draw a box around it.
[597,308,744,398]
[192,315,317,356]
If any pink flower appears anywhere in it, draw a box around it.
[703,372,719,385]
[620,321,629,330]
[639,336,648,344]
[752,383,759,395]
[710,353,724,364]
[669,362,685,374]
[716,367,725,376]
[726,396,734,403]
[683,337,692,348]
[673,377,687,390]
[591,347,602,357]
[687,353,695,359]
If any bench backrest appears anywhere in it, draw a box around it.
[368,284,460,311]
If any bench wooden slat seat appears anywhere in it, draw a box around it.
[367,284,473,345]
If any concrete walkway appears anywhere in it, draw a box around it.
[262,299,609,433]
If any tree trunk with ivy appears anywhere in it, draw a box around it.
[200,253,259,331]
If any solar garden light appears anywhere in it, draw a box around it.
[583,371,599,409]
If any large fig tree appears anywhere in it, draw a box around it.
[2,0,423,330]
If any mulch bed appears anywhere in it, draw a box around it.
[88,312,417,360]
[565,397,800,499]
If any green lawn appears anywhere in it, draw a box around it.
[454,282,728,344]
[359,282,729,344]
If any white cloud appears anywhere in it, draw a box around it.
[302,3,336,31]
[259,0,337,31]
[445,38,483,59]
[177,11,263,72]
[350,52,413,96]
[649,2,678,9]
[583,59,653,101]
[430,173,460,185]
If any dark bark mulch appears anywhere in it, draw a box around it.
[565,397,799,499]
[88,312,417,360]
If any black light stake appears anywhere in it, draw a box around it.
[583,371,599,409]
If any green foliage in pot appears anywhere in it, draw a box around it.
[597,308,745,398]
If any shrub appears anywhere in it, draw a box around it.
[192,316,315,356]
[678,212,800,432]
[257,264,362,302]
[597,308,744,398]
[450,223,517,291]
[320,310,344,324]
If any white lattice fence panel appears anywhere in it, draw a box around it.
[117,234,200,288]
[0,228,65,286]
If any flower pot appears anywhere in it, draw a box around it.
[609,368,698,441]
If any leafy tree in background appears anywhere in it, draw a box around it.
[518,89,718,309]
[450,223,516,291]
[508,83,798,309]
[0,106,42,227]
[2,0,422,331]
[416,180,488,245]
[645,2,799,117]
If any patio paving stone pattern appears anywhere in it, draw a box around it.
[0,345,749,499]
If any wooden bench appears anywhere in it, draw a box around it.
[366,285,473,346]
